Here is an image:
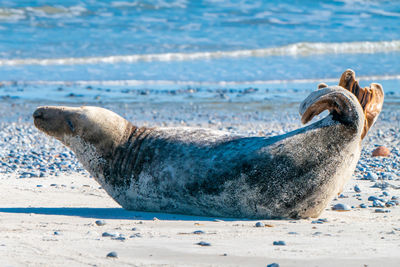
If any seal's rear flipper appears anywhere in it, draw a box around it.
[338,69,384,139]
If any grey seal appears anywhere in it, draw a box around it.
[33,70,383,219]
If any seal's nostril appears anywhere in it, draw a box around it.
[33,109,44,119]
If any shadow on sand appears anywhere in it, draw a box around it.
[0,207,245,221]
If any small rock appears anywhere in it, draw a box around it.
[102,231,119,238]
[129,233,142,238]
[106,251,118,258]
[332,203,351,211]
[311,220,323,224]
[95,220,106,226]
[267,263,280,267]
[112,234,126,241]
[354,185,361,193]
[196,241,211,246]
[193,230,205,234]
[385,201,396,207]
[375,209,391,213]
[383,191,390,196]
[371,182,389,190]
[273,241,286,246]
[359,203,367,208]
[255,222,265,227]
[372,146,391,157]
[368,196,384,202]
[364,172,378,181]
[373,200,385,207]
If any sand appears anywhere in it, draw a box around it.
[0,172,399,267]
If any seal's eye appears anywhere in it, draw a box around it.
[67,119,75,132]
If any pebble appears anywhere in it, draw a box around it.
[368,196,384,202]
[359,203,367,208]
[267,263,280,267]
[311,220,323,224]
[196,241,211,246]
[129,233,142,238]
[332,203,351,211]
[372,146,391,157]
[102,231,119,238]
[193,230,205,234]
[106,251,118,258]
[95,220,106,226]
[112,234,126,241]
[364,172,378,181]
[255,222,265,227]
[273,241,286,246]
[375,209,391,213]
[372,200,385,207]
[371,182,389,190]
[312,218,328,224]
[354,185,361,193]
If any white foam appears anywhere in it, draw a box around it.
[1,40,400,66]
[2,74,399,87]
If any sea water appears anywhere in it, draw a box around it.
[0,0,399,105]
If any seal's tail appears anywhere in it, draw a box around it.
[299,86,365,138]
[338,69,384,139]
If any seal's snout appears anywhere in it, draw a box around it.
[33,109,44,120]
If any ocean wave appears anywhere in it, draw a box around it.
[1,40,400,66]
[2,74,399,87]
[0,5,87,21]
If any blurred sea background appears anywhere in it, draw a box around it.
[0,0,399,108]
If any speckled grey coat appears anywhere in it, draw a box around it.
[33,86,366,219]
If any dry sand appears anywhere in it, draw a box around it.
[0,172,399,266]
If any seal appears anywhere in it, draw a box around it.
[33,70,383,219]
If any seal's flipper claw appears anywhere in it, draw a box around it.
[362,83,384,139]
[338,69,384,139]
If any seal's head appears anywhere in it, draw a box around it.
[33,106,132,157]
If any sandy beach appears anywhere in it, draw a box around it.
[0,101,399,266]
